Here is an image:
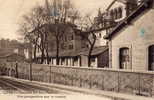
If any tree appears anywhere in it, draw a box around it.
[45,0,79,65]
[19,0,79,65]
[18,5,50,64]
[71,14,98,67]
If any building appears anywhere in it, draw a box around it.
[79,46,109,68]
[94,0,143,47]
[0,39,32,61]
[104,0,154,71]
[48,46,108,68]
[35,24,89,64]
[33,23,109,67]
[36,0,111,67]
[35,23,109,68]
[59,26,88,51]
[0,39,10,48]
[0,52,25,63]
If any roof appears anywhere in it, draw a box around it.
[0,53,25,58]
[0,48,25,58]
[0,48,14,57]
[47,46,108,58]
[79,46,108,56]
[48,50,80,58]
[106,0,138,11]
[104,0,153,39]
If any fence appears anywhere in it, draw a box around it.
[3,63,154,97]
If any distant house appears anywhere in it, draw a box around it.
[0,39,30,62]
[104,0,154,71]
[0,53,25,63]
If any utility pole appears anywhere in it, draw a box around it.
[49,65,51,83]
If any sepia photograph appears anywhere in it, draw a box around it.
[0,0,154,100]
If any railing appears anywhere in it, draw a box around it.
[2,63,154,97]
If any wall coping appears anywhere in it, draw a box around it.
[48,65,154,75]
[11,63,154,75]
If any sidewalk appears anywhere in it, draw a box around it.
[4,76,154,100]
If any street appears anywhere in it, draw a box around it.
[0,77,153,100]
[0,77,62,94]
[0,76,113,100]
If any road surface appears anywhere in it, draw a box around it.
[0,76,62,94]
[0,76,114,100]
[0,76,153,100]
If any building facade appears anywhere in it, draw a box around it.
[49,46,108,68]
[104,0,154,71]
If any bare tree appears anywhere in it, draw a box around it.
[71,14,97,67]
[18,5,50,64]
[19,0,80,64]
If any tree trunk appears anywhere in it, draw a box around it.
[88,46,93,67]
[40,33,45,64]
[41,49,45,64]
[33,44,37,63]
[46,44,50,64]
[56,38,59,65]
[87,33,96,67]
[45,31,50,64]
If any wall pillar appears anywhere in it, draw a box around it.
[78,57,81,67]
[72,58,74,66]
[59,58,62,65]
[95,57,98,68]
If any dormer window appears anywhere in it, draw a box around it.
[114,8,118,19]
[117,7,123,19]
[110,10,114,20]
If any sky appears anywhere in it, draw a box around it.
[0,0,112,40]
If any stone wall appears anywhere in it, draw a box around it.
[9,63,154,97]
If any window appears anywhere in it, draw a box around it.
[148,45,154,71]
[61,58,65,65]
[99,33,102,38]
[73,57,78,66]
[71,35,74,40]
[65,36,67,42]
[69,44,73,49]
[110,10,114,20]
[119,47,130,69]
[66,59,68,66]
[114,9,118,19]
[68,35,74,41]
[90,57,95,62]
[117,7,122,19]
[90,57,96,67]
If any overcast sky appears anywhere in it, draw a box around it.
[0,0,112,40]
